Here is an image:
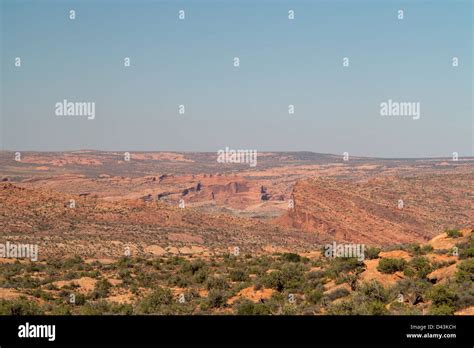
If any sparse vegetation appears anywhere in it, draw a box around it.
[138,287,173,314]
[365,247,381,260]
[90,279,112,299]
[236,300,271,315]
[405,256,432,279]
[205,289,228,309]
[377,258,407,274]
[281,253,302,263]
[456,259,474,282]
[446,229,462,238]
[229,269,248,282]
[427,285,458,315]
[0,229,471,316]
[305,289,324,304]
[0,297,44,315]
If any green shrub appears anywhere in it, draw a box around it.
[326,281,389,314]
[327,295,388,315]
[455,281,474,309]
[393,279,430,305]
[118,268,132,282]
[377,258,407,274]
[446,229,462,238]
[456,259,474,282]
[305,271,326,290]
[81,270,100,279]
[340,273,359,291]
[180,260,206,275]
[74,293,86,306]
[205,276,229,291]
[33,289,54,301]
[253,281,263,291]
[456,235,474,259]
[222,253,238,267]
[405,256,432,279]
[325,258,364,279]
[138,287,173,314]
[109,303,134,315]
[4,275,39,289]
[229,269,248,282]
[326,299,355,315]
[460,246,474,259]
[410,244,434,256]
[206,289,227,308]
[49,304,71,315]
[137,272,161,288]
[427,285,458,307]
[44,283,59,291]
[0,262,24,278]
[421,245,434,254]
[236,300,271,315]
[388,301,422,315]
[262,264,305,292]
[305,289,324,304]
[25,262,45,273]
[281,303,298,315]
[182,289,199,302]
[356,281,389,303]
[152,259,162,270]
[306,270,325,280]
[325,287,350,302]
[90,279,112,299]
[429,304,455,315]
[167,274,190,288]
[263,271,285,292]
[0,298,43,315]
[77,300,111,315]
[281,253,302,263]
[193,269,209,284]
[166,256,187,266]
[362,300,388,315]
[365,247,381,260]
[63,256,85,269]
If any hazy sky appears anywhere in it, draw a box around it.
[1,0,472,158]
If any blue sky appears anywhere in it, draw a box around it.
[1,0,472,157]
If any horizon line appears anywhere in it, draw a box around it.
[0,149,472,161]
